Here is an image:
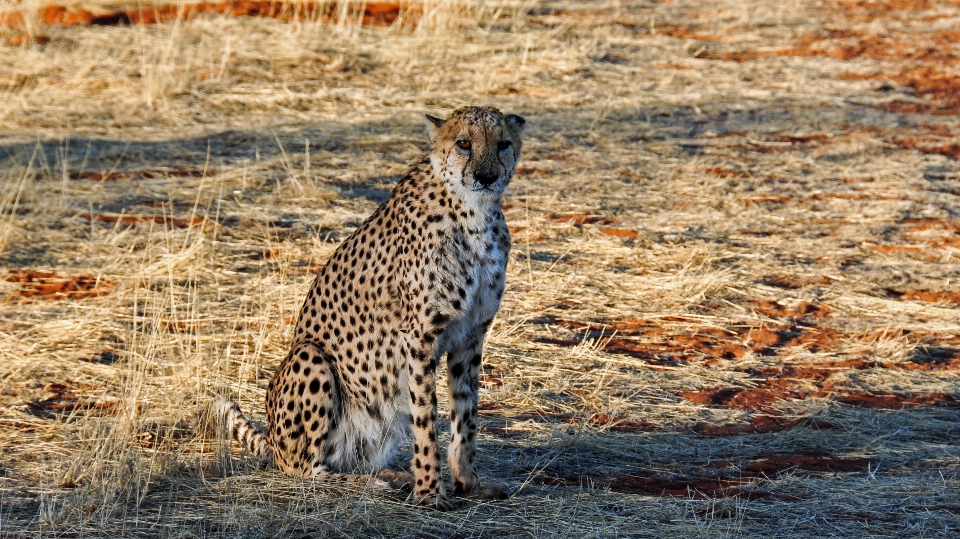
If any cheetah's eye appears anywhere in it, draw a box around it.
[456,140,472,151]
[497,140,512,152]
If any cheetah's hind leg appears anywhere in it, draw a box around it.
[270,342,346,475]
[273,343,403,495]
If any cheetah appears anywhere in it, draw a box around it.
[214,106,525,509]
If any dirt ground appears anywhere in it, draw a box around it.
[1,0,959,537]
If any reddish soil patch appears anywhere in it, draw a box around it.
[684,383,959,411]
[887,217,960,249]
[478,407,836,440]
[477,401,502,412]
[682,1,960,122]
[536,323,750,362]
[706,166,749,178]
[692,415,839,436]
[886,289,960,305]
[507,225,549,243]
[535,449,865,499]
[906,346,960,371]
[599,227,638,239]
[6,33,50,46]
[894,135,960,159]
[680,353,960,411]
[821,32,952,63]
[603,475,758,498]
[837,71,880,81]
[901,217,960,232]
[864,65,958,118]
[539,314,960,412]
[748,325,844,355]
[0,2,416,30]
[698,27,960,64]
[866,244,926,254]
[870,225,960,252]
[840,68,960,117]
[683,386,807,411]
[548,213,618,226]
[540,316,845,363]
[476,406,843,441]
[740,450,869,474]
[834,392,959,408]
[80,212,206,228]
[5,269,114,300]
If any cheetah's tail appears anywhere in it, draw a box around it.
[207,399,275,466]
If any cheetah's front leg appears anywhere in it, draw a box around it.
[405,341,451,509]
[446,330,507,500]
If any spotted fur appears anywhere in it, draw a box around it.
[216,106,525,508]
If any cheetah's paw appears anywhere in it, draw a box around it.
[457,482,509,501]
[414,493,455,511]
[376,470,414,491]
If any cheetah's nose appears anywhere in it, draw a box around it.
[475,172,498,187]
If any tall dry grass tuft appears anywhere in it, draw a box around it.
[0,152,36,251]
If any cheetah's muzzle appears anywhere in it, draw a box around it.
[474,171,498,188]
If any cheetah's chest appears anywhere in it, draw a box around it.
[437,221,510,352]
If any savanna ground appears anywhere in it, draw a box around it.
[1,0,959,536]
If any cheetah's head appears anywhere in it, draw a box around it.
[425,106,525,199]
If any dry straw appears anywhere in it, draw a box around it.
[1,0,959,537]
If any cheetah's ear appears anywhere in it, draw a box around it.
[505,114,526,134]
[424,114,445,143]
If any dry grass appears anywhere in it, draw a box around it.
[1,0,959,537]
